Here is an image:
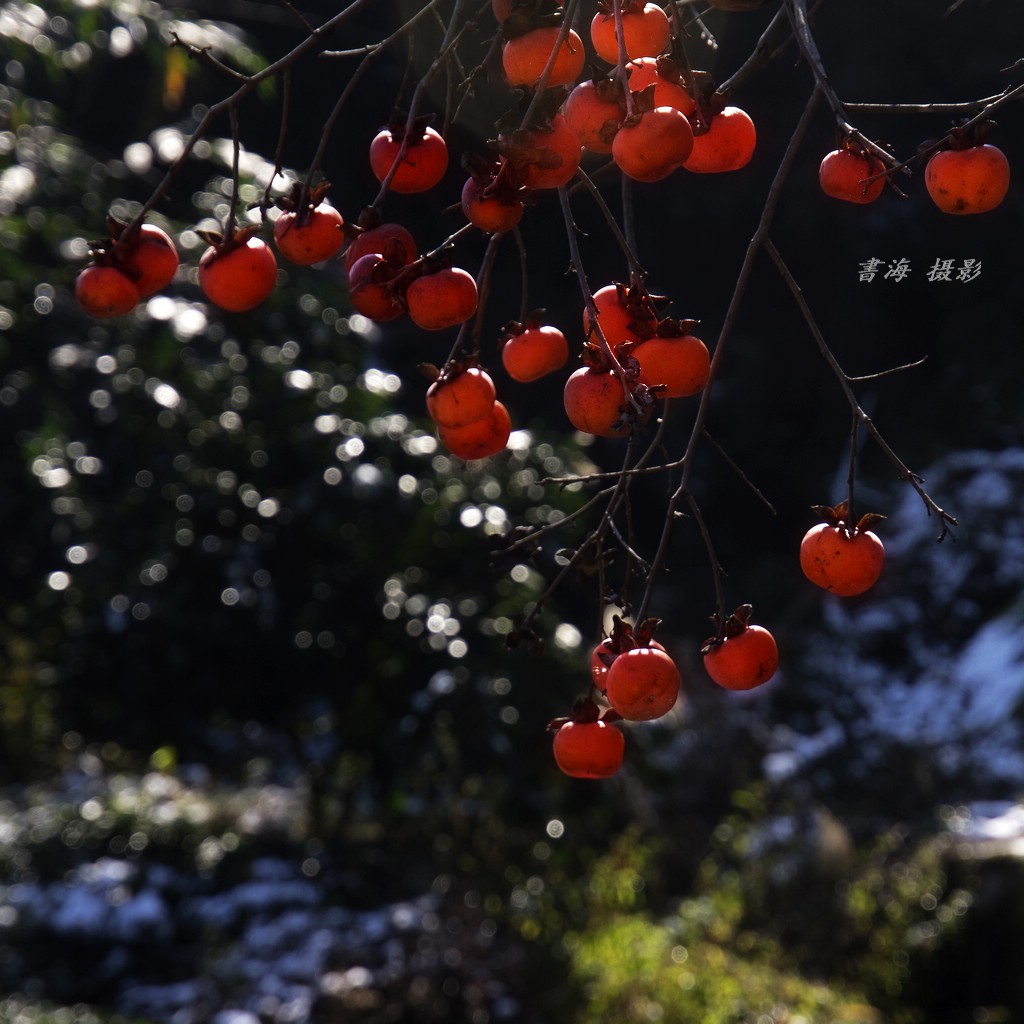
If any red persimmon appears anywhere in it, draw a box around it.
[501,323,569,382]
[438,400,512,460]
[925,142,1010,215]
[552,718,625,778]
[369,125,449,194]
[563,364,646,438]
[612,106,693,182]
[633,330,710,398]
[583,282,659,346]
[818,148,887,204]
[502,26,586,89]
[626,57,695,116]
[120,224,179,297]
[75,264,140,318]
[406,266,478,331]
[274,204,345,265]
[461,175,525,234]
[684,106,756,173]
[604,645,681,721]
[590,2,671,63]
[343,222,417,274]
[703,623,778,691]
[198,234,278,312]
[562,79,625,154]
[800,521,885,597]
[347,252,405,322]
[426,366,497,428]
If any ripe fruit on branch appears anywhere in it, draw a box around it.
[632,322,710,398]
[590,1,671,63]
[273,202,345,265]
[583,280,663,345]
[562,77,626,154]
[369,122,449,194]
[347,252,405,322]
[819,145,887,204]
[563,345,649,438]
[502,25,585,89]
[702,605,778,691]
[612,105,694,182]
[405,265,479,331]
[924,126,1010,215]
[589,615,666,692]
[117,223,179,297]
[500,314,569,382]
[626,57,696,116]
[499,114,582,190]
[343,220,417,274]
[799,500,886,597]
[684,104,756,173]
[461,162,526,233]
[550,700,625,779]
[426,364,498,428]
[198,229,278,312]
[604,645,680,721]
[439,400,512,460]
[75,263,140,318]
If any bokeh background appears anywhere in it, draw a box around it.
[2,1,1024,1021]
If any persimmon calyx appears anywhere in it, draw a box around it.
[810,500,887,537]
[701,603,754,653]
[194,223,263,254]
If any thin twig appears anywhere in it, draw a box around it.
[763,237,958,540]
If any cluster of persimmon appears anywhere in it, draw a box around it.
[423,363,513,460]
[495,1,758,186]
[551,606,780,779]
[554,497,888,780]
[818,123,1011,214]
[565,279,710,437]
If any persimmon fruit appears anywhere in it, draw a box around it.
[426,366,497,428]
[439,400,512,460]
[501,323,569,382]
[343,222,417,274]
[684,105,756,173]
[198,234,278,312]
[626,57,695,116]
[347,252,405,322]
[562,79,625,154]
[604,646,680,721]
[818,148,886,204]
[703,622,778,691]
[461,175,525,234]
[583,282,659,345]
[564,364,643,438]
[552,718,625,779]
[120,224,179,297]
[75,264,140,318]
[612,106,694,182]
[924,142,1010,215]
[406,266,478,331]
[800,520,885,597]
[369,124,449,194]
[633,330,710,398]
[502,26,585,89]
[590,2,671,63]
[274,203,345,265]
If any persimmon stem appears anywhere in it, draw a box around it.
[634,86,822,625]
